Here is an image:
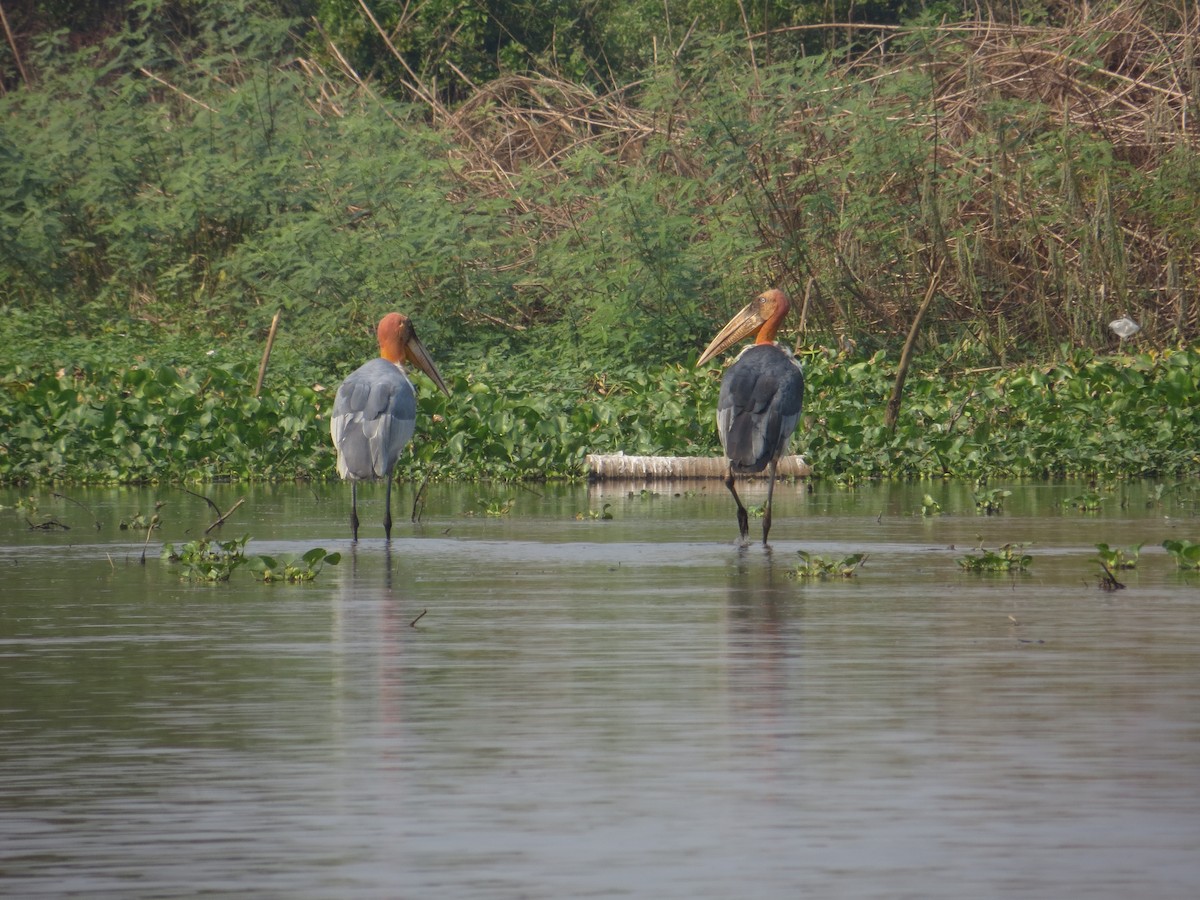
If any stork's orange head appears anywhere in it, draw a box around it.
[696,289,792,367]
[376,312,450,396]
[750,289,790,345]
[377,313,413,364]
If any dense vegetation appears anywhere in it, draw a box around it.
[4,333,1197,483]
[1,1,1198,484]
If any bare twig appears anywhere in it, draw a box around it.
[138,67,218,112]
[180,487,222,517]
[26,518,69,531]
[1099,562,1126,591]
[0,0,29,87]
[255,310,281,397]
[411,472,432,524]
[140,518,158,565]
[52,491,101,530]
[885,258,946,431]
[204,498,245,534]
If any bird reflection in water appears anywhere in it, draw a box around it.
[721,548,803,767]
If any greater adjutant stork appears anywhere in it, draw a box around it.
[331,312,450,542]
[696,289,805,545]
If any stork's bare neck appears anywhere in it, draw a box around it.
[752,289,790,345]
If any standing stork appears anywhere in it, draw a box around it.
[696,289,805,545]
[331,312,450,542]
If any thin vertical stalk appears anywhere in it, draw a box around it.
[885,259,944,433]
[0,0,29,88]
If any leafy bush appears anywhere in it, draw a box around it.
[3,1,1199,376]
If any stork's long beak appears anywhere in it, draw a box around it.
[406,333,451,396]
[696,300,771,367]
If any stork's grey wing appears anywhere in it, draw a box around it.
[331,359,417,480]
[716,345,804,472]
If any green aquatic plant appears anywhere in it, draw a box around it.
[120,509,162,531]
[1162,539,1200,571]
[973,488,1011,515]
[788,551,867,580]
[576,503,613,520]
[919,494,942,517]
[163,535,339,583]
[251,548,341,583]
[957,543,1032,573]
[4,344,1200,485]
[1065,491,1105,512]
[1094,542,1142,571]
[162,535,251,582]
[467,497,516,517]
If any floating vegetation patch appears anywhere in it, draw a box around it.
[163,535,339,584]
[973,489,1011,515]
[1094,542,1142,571]
[788,551,867,580]
[251,549,341,583]
[576,503,613,521]
[163,536,251,582]
[1065,491,1105,512]
[957,543,1032,573]
[1162,539,1200,572]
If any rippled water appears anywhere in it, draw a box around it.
[2,480,1199,898]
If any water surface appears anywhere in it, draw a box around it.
[2,480,1199,898]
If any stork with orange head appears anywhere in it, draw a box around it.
[696,288,805,545]
[331,312,450,542]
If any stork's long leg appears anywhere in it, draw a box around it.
[762,460,778,546]
[384,472,394,541]
[725,465,750,541]
[350,482,360,543]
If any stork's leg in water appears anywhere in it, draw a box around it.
[384,472,394,541]
[350,482,360,543]
[762,460,778,545]
[725,466,750,541]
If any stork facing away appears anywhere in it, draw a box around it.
[331,312,449,542]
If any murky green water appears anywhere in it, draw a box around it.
[2,479,1199,898]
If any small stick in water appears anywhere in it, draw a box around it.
[140,515,160,565]
[204,498,245,534]
[52,492,101,529]
[411,472,432,524]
